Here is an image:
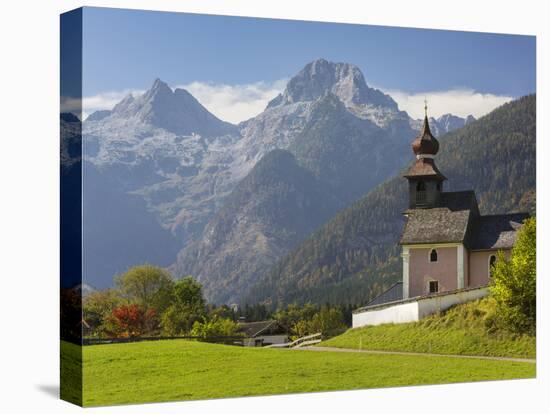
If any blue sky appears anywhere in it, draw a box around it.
[79,7,536,122]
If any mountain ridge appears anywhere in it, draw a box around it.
[80,58,477,289]
[173,149,338,304]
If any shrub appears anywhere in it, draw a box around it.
[490,217,536,335]
[274,303,346,338]
[190,316,240,338]
[105,304,158,338]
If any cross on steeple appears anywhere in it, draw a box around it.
[424,98,428,118]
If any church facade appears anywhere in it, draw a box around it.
[400,110,528,299]
[352,107,528,327]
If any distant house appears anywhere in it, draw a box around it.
[353,108,529,327]
[237,320,289,347]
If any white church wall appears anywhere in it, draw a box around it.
[417,286,489,319]
[352,301,419,327]
[352,286,489,328]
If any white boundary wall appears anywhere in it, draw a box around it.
[353,301,419,327]
[352,286,489,328]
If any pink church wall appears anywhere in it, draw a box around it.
[409,247,457,297]
[468,249,510,288]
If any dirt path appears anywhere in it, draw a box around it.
[296,346,536,364]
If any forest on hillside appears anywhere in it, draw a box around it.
[244,95,536,309]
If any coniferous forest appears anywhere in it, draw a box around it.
[244,95,536,309]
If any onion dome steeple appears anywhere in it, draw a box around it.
[403,101,446,209]
[411,100,440,157]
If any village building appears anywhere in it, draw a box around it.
[353,106,529,328]
[237,320,289,347]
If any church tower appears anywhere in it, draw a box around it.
[403,103,446,209]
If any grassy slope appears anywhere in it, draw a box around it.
[321,298,536,359]
[65,337,534,406]
[60,340,83,405]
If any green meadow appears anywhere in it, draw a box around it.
[61,339,535,407]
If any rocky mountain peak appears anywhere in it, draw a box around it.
[141,78,173,103]
[267,58,398,112]
[107,78,237,137]
[110,93,136,117]
[417,113,476,136]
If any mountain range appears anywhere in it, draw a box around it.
[74,58,477,298]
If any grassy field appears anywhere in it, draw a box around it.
[321,298,536,359]
[62,337,534,407]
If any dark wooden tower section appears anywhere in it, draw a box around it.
[403,107,446,209]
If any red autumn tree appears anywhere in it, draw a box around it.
[105,304,158,338]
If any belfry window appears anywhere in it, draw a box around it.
[429,249,438,262]
[416,181,427,204]
[489,255,497,277]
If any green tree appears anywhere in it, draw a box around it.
[274,303,317,336]
[208,304,236,320]
[292,319,310,338]
[190,316,241,337]
[83,289,122,337]
[160,276,206,336]
[115,265,174,313]
[308,306,346,336]
[172,276,205,308]
[490,217,536,335]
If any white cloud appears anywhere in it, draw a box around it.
[75,80,286,123]
[386,88,514,119]
[75,82,510,124]
[77,89,144,120]
[180,79,287,124]
[60,96,84,118]
[60,89,144,120]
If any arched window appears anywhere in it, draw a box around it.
[430,249,438,263]
[489,255,497,277]
[416,181,426,191]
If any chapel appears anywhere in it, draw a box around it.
[399,106,529,298]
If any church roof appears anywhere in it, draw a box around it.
[468,213,530,250]
[400,191,479,245]
[400,190,529,249]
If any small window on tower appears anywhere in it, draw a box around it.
[416,181,426,191]
[430,249,438,262]
[437,181,442,191]
[429,280,439,294]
